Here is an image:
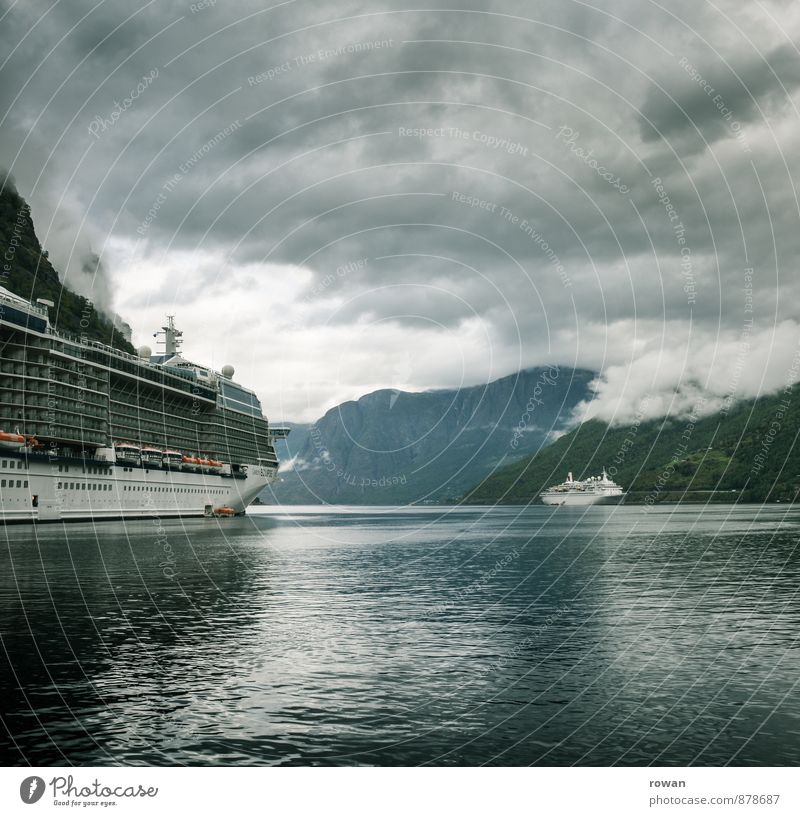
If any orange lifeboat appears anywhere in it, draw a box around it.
[181,456,200,471]
[0,429,27,450]
[25,435,45,451]
[213,506,236,517]
[207,459,223,470]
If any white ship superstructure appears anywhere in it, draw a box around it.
[0,288,287,522]
[539,469,624,506]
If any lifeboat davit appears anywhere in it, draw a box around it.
[162,449,182,468]
[114,442,141,464]
[0,429,25,450]
[141,447,163,466]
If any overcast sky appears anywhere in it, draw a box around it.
[2,0,799,422]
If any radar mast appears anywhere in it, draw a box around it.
[157,316,183,356]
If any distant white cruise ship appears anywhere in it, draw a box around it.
[539,469,625,506]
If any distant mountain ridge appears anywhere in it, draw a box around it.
[263,366,595,505]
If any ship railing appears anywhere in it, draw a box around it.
[44,322,143,364]
[86,340,141,361]
[50,331,197,375]
[82,340,206,384]
[3,295,193,374]
[0,290,49,316]
[41,322,237,391]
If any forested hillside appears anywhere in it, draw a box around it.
[0,180,133,352]
[464,384,800,504]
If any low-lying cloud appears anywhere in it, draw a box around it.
[1,0,798,423]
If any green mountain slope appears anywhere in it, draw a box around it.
[463,384,800,504]
[0,180,134,353]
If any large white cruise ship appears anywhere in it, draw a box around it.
[539,468,625,506]
[0,287,287,523]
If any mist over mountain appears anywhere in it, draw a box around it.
[4,2,799,423]
[0,178,133,352]
[262,366,594,505]
[464,382,800,505]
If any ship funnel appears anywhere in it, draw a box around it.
[567,471,573,482]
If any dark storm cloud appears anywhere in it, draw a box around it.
[1,0,799,419]
[639,43,800,148]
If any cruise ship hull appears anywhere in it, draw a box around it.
[540,492,624,506]
[0,451,276,523]
[0,292,286,525]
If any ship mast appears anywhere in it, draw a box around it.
[159,316,183,356]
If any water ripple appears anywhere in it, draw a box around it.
[1,504,799,765]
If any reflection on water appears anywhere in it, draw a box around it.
[1,504,799,765]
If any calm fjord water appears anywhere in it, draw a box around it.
[1,504,799,766]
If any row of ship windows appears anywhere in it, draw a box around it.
[4,367,107,384]
[121,486,227,494]
[58,463,253,481]
[15,418,107,433]
[58,464,110,474]
[56,482,227,495]
[57,482,112,491]
[6,455,262,474]
[1,479,28,488]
